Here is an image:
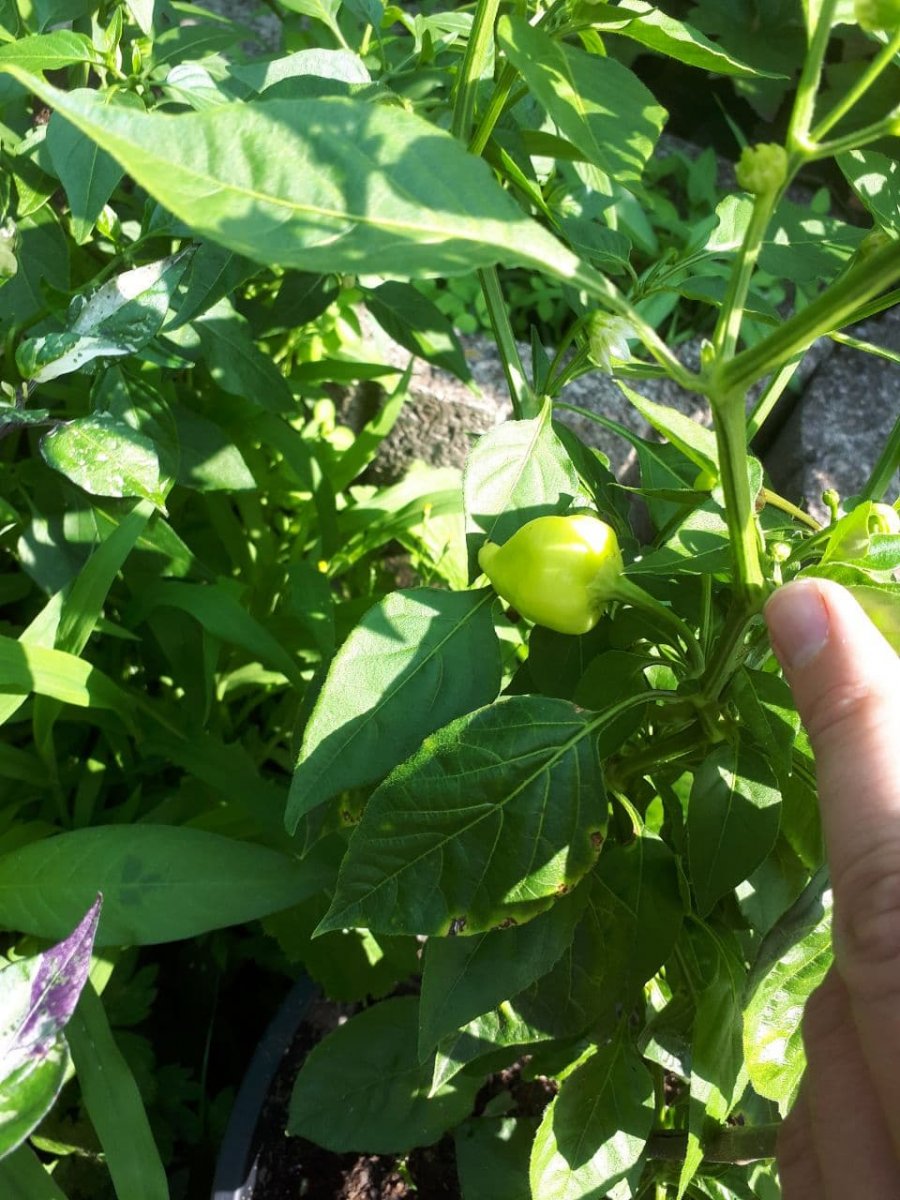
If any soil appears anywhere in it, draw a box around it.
[245,998,556,1199]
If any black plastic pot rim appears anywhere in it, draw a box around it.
[211,974,317,1200]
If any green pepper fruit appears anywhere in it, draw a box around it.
[478,514,624,635]
[854,0,900,31]
[735,143,789,196]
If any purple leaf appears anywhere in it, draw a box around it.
[0,894,102,1080]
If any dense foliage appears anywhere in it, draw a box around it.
[0,0,897,1198]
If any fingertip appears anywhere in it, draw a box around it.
[764,579,831,671]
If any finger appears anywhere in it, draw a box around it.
[765,578,900,1156]
[800,970,900,1199]
[777,1084,826,1200]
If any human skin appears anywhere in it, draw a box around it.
[765,578,900,1198]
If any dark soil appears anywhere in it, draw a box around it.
[246,999,556,1199]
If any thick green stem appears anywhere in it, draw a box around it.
[712,394,766,602]
[812,27,900,141]
[478,267,537,419]
[787,0,838,153]
[719,237,900,395]
[451,0,501,142]
[700,601,761,701]
[712,190,781,360]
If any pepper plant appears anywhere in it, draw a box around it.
[0,0,897,1197]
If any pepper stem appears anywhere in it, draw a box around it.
[611,576,705,674]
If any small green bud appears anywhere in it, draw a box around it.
[822,489,841,523]
[735,143,789,196]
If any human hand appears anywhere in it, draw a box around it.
[764,578,900,1198]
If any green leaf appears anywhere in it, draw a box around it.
[0,634,127,718]
[0,826,322,945]
[318,695,608,937]
[364,281,472,382]
[288,996,481,1153]
[530,1033,655,1199]
[192,297,294,412]
[171,406,256,491]
[0,31,100,71]
[46,91,141,244]
[68,984,167,1200]
[496,15,666,183]
[0,1145,69,1197]
[0,220,15,283]
[837,149,899,235]
[418,887,588,1060]
[575,0,783,78]
[455,1116,538,1200]
[1,75,577,279]
[127,0,158,36]
[0,211,69,328]
[0,1045,68,1163]
[616,383,719,474]
[678,928,747,1197]
[280,0,345,40]
[230,48,371,94]
[744,869,832,1113]
[534,836,685,1036]
[688,742,782,916]
[131,580,304,689]
[287,588,502,827]
[41,416,166,508]
[432,835,683,1091]
[464,405,584,569]
[759,200,864,283]
[18,252,190,382]
[729,669,799,783]
[165,243,257,331]
[627,503,733,577]
[431,1001,556,1095]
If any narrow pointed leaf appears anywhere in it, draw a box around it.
[288,997,481,1153]
[0,72,578,280]
[530,1034,655,1199]
[419,887,588,1059]
[0,897,100,1082]
[288,589,502,827]
[688,743,781,915]
[496,15,665,183]
[0,826,322,945]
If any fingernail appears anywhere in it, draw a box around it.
[764,581,831,670]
